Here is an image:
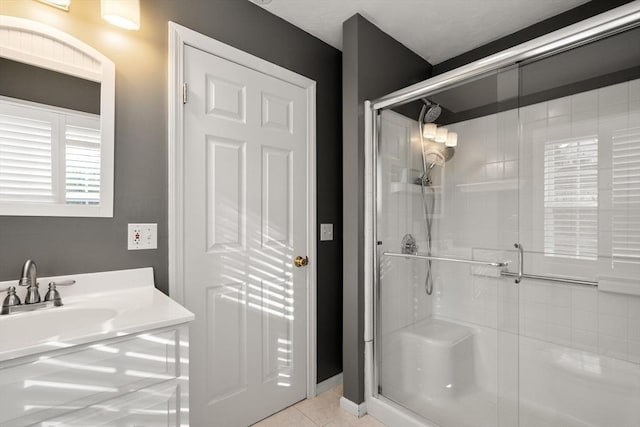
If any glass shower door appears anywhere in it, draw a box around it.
[516,24,640,427]
[376,66,521,427]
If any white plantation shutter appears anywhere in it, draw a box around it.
[65,121,101,205]
[612,128,640,266]
[0,98,100,206]
[0,108,55,203]
[543,137,599,260]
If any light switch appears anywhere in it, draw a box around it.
[320,223,334,241]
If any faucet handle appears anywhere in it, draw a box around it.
[44,280,75,307]
[1,286,22,314]
[1,285,19,295]
[49,279,76,286]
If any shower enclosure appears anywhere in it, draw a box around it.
[364,3,640,427]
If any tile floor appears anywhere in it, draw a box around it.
[252,385,387,427]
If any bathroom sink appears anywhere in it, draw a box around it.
[11,307,117,329]
[0,267,194,363]
[0,307,118,354]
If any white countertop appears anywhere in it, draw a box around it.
[0,267,194,363]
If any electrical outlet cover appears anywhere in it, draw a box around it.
[128,223,157,250]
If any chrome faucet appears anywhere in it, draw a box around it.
[19,259,40,304]
[1,260,75,315]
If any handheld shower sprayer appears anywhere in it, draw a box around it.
[416,98,456,296]
[418,99,455,170]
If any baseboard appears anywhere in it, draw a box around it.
[340,396,367,418]
[316,373,343,395]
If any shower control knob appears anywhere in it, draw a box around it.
[294,256,309,268]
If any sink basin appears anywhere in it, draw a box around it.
[0,307,118,354]
[0,267,194,363]
[21,307,117,326]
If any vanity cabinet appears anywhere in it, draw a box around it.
[44,381,182,426]
[0,324,189,427]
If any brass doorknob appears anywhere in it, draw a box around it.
[294,256,309,267]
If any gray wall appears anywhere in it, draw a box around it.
[0,0,343,383]
[342,14,431,403]
[0,58,101,114]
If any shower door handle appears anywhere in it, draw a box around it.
[514,243,523,284]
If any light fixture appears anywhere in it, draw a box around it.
[435,127,448,143]
[35,0,71,11]
[422,123,437,139]
[446,132,458,147]
[101,0,140,30]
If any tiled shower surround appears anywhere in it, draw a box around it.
[437,78,640,363]
[377,78,640,427]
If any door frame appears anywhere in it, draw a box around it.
[167,22,318,398]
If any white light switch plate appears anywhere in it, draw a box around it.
[320,223,334,241]
[128,223,157,250]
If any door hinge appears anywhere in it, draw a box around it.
[182,83,188,104]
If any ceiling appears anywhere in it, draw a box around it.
[250,0,590,64]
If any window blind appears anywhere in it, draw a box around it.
[0,98,100,206]
[65,123,101,205]
[543,137,598,260]
[0,112,54,203]
[612,128,640,266]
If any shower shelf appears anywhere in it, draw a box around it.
[456,179,518,193]
[383,251,509,267]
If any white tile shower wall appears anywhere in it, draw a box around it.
[518,335,640,427]
[519,80,640,364]
[432,107,520,332]
[432,79,640,365]
[378,110,432,337]
[521,80,640,279]
[520,281,640,363]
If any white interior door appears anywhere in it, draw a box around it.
[183,45,310,427]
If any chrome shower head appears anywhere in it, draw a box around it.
[420,98,441,123]
[417,98,454,175]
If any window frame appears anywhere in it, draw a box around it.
[0,15,114,217]
[0,96,106,217]
[542,135,599,262]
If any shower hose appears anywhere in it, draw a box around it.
[418,126,436,296]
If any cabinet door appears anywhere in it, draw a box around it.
[37,381,182,427]
[0,328,181,426]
